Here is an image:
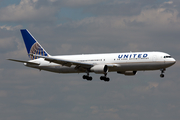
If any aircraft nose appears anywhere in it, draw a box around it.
[172,58,176,64]
[170,58,176,65]
[164,57,176,67]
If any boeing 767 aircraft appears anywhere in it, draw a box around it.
[8,29,176,82]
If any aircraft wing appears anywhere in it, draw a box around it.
[30,54,94,68]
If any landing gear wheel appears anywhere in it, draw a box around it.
[87,76,92,81]
[160,74,164,78]
[100,76,110,82]
[83,75,87,79]
[100,76,105,80]
[82,75,92,81]
[160,69,165,78]
[104,77,110,82]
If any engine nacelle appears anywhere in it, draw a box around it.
[117,71,137,76]
[90,65,108,74]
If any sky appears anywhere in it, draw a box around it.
[0,0,180,120]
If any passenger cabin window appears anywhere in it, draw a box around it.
[164,56,171,58]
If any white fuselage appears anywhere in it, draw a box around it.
[26,51,176,74]
[10,29,175,81]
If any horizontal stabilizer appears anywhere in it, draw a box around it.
[8,59,40,65]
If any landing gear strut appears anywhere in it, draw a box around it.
[82,71,92,81]
[100,73,110,82]
[160,68,166,78]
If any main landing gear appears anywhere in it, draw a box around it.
[160,68,166,78]
[82,75,92,81]
[82,71,92,81]
[82,72,110,82]
[100,73,110,82]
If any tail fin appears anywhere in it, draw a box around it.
[20,29,49,60]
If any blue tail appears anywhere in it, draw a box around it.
[20,29,49,60]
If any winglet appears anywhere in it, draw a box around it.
[20,29,49,60]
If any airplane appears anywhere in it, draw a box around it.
[8,29,176,82]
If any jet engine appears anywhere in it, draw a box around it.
[117,71,137,76]
[90,65,108,74]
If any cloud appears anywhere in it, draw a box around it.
[0,25,22,31]
[133,82,159,94]
[53,4,180,53]
[70,6,180,29]
[60,0,105,7]
[90,106,120,119]
[0,1,180,120]
[0,0,57,22]
[164,1,173,4]
[0,37,18,53]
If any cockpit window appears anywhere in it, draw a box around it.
[164,56,171,58]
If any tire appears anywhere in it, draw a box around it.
[100,76,104,80]
[104,77,110,82]
[160,74,164,78]
[83,75,87,79]
[87,76,92,81]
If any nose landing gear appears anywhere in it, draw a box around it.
[160,69,166,78]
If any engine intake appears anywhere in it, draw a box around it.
[90,65,108,74]
[117,71,137,76]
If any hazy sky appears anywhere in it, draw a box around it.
[0,0,180,120]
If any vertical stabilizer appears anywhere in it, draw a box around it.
[20,29,49,60]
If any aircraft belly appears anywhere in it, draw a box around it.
[109,62,166,71]
[26,61,171,74]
